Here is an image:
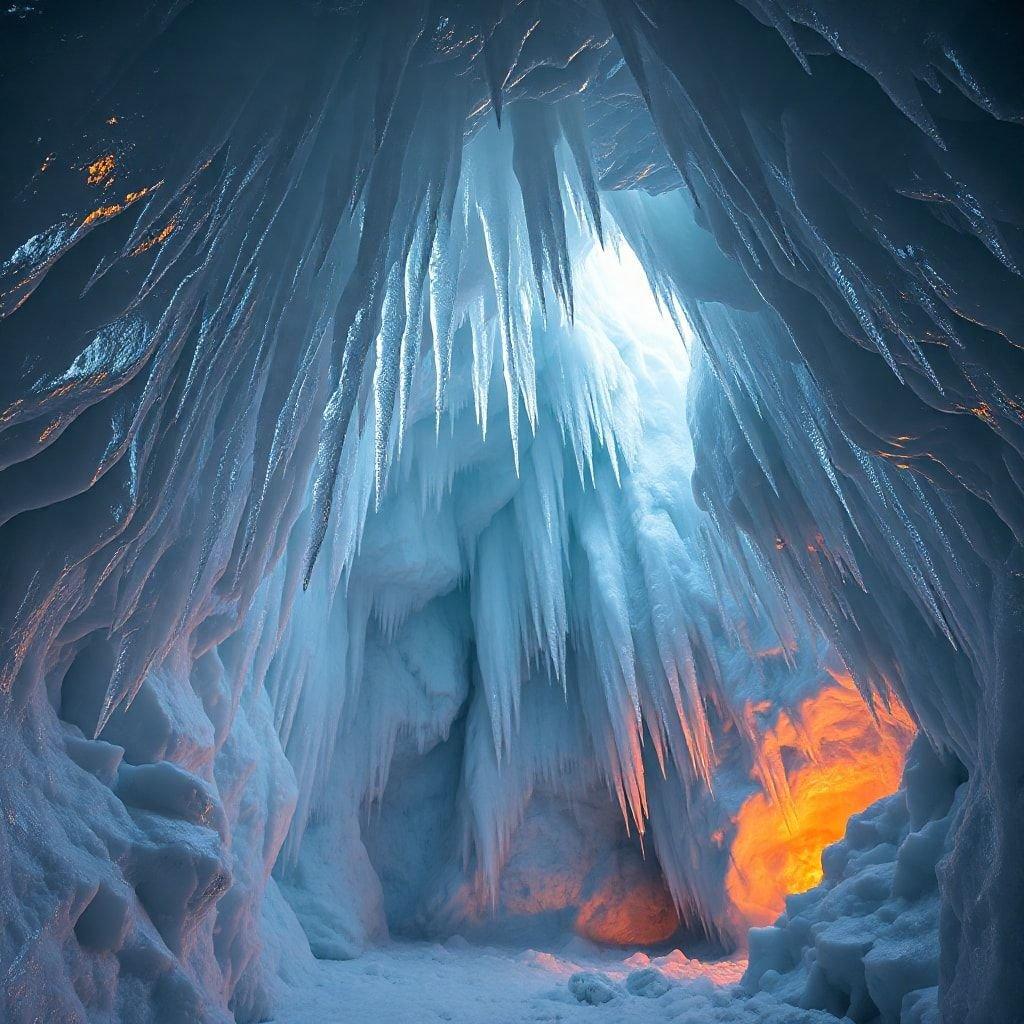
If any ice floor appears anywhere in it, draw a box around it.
[267,942,834,1024]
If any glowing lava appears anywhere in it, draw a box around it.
[726,671,915,928]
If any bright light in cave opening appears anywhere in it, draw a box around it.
[576,234,693,380]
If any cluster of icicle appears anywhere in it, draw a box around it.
[259,182,837,949]
[595,6,1023,1017]
[1,7,688,1012]
[1,3,796,963]
[597,0,1024,776]
[0,0,637,726]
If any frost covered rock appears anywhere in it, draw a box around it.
[568,971,619,1005]
[626,967,672,998]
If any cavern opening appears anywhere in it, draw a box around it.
[2,2,1018,1023]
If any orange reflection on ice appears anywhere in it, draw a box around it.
[87,153,116,185]
[726,671,915,928]
[574,864,679,946]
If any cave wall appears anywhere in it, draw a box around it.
[604,5,1024,1019]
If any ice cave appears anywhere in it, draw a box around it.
[2,2,1023,1022]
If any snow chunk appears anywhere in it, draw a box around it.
[568,971,619,1005]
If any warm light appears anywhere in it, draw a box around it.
[450,841,681,948]
[574,862,679,946]
[726,671,915,929]
[87,153,116,185]
[132,218,178,255]
[80,183,160,229]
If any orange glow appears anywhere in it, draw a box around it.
[574,867,679,946]
[124,184,160,204]
[87,153,116,185]
[451,830,681,948]
[79,183,160,230]
[81,203,123,226]
[38,419,61,444]
[726,672,914,928]
[132,218,177,256]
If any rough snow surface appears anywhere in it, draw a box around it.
[741,738,960,1024]
[266,941,837,1024]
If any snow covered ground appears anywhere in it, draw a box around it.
[267,941,836,1024]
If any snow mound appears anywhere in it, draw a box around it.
[743,738,965,1023]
